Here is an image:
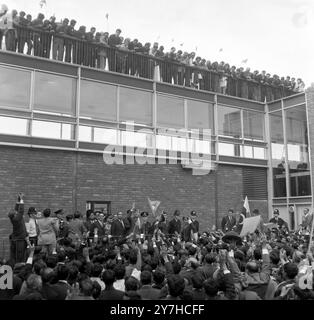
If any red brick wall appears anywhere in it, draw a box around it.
[0,145,268,258]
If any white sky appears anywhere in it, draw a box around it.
[2,0,314,85]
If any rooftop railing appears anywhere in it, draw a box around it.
[1,25,297,102]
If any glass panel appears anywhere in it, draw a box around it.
[120,87,152,125]
[253,147,266,159]
[32,120,72,139]
[79,126,92,142]
[243,110,265,141]
[156,134,172,150]
[243,145,253,158]
[270,111,286,197]
[94,128,118,144]
[34,72,76,115]
[121,131,153,148]
[157,95,184,128]
[218,143,234,156]
[285,105,311,196]
[0,116,28,135]
[187,100,213,130]
[80,80,117,121]
[0,66,31,109]
[217,105,241,138]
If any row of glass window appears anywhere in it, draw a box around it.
[0,65,265,141]
[0,116,266,159]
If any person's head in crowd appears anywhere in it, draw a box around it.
[19,11,26,18]
[189,52,196,59]
[70,19,76,27]
[113,264,125,280]
[46,255,58,269]
[192,274,203,290]
[204,279,219,299]
[282,262,298,281]
[79,278,94,297]
[43,208,51,218]
[140,211,149,223]
[62,18,69,26]
[90,27,96,35]
[26,14,32,21]
[91,263,103,278]
[33,260,47,275]
[140,270,152,286]
[125,276,140,291]
[172,261,182,274]
[55,209,64,219]
[227,209,234,217]
[190,210,197,221]
[167,274,185,298]
[173,209,180,220]
[74,211,81,219]
[117,211,124,222]
[273,209,279,218]
[153,268,165,286]
[56,264,69,281]
[26,274,42,293]
[91,281,101,299]
[49,15,56,22]
[67,265,79,285]
[27,207,37,219]
[41,268,54,284]
[115,28,121,37]
[98,212,105,222]
[253,209,260,216]
[181,289,194,300]
[86,210,94,221]
[66,214,73,222]
[102,269,115,287]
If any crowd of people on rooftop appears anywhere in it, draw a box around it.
[0,5,306,102]
[1,193,314,300]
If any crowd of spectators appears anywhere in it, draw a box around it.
[1,193,314,301]
[0,5,306,102]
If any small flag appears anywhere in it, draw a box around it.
[219,48,223,52]
[148,197,160,216]
[243,196,250,217]
[180,43,184,46]
[241,58,248,64]
[39,0,46,8]
[195,46,198,52]
[105,13,109,19]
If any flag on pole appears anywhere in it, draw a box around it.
[243,196,250,217]
[105,13,109,19]
[241,58,248,64]
[39,0,46,8]
[148,197,160,216]
[219,48,223,52]
[180,43,184,47]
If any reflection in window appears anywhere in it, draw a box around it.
[187,100,213,130]
[243,110,265,141]
[94,128,117,144]
[32,120,72,139]
[157,95,185,128]
[217,105,241,138]
[34,72,76,115]
[79,126,92,142]
[80,80,117,120]
[0,116,28,135]
[120,87,152,125]
[0,66,31,109]
[270,111,286,197]
[285,105,311,196]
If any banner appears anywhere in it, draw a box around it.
[147,197,160,216]
[243,196,250,217]
[240,215,261,237]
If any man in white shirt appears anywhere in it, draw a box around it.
[25,207,39,246]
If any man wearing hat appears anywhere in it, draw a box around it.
[140,212,152,238]
[221,209,237,233]
[168,210,181,238]
[25,207,39,246]
[54,209,69,242]
[269,209,287,230]
[188,210,199,242]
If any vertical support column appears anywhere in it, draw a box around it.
[305,88,314,235]
[73,66,81,213]
[265,100,273,220]
[153,81,157,158]
[214,94,219,228]
[29,70,35,136]
[281,99,290,220]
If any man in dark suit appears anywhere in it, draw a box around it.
[52,264,71,300]
[8,193,28,264]
[93,212,107,238]
[110,211,127,239]
[269,209,288,230]
[138,271,161,300]
[168,210,181,237]
[140,212,152,238]
[99,270,124,300]
[221,209,237,233]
